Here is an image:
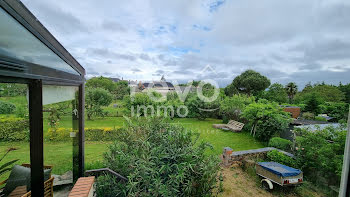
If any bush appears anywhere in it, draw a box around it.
[268,137,292,152]
[266,150,296,168]
[86,88,113,120]
[301,112,314,120]
[0,117,29,141]
[99,117,220,196]
[315,116,327,122]
[0,101,16,114]
[46,127,120,141]
[219,94,255,121]
[294,127,346,187]
[242,100,291,142]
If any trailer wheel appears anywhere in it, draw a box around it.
[261,179,273,190]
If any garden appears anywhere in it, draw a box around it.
[0,70,349,196]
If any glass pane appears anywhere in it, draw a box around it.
[0,83,30,196]
[42,85,78,188]
[0,7,79,75]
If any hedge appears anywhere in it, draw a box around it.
[268,137,292,152]
[46,127,121,141]
[0,117,29,141]
[0,101,16,114]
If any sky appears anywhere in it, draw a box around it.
[22,0,350,88]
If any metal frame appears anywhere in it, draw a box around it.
[0,0,86,196]
[28,79,44,196]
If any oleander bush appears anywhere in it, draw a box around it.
[46,127,120,141]
[268,137,292,152]
[0,117,29,141]
[97,117,220,197]
[0,101,16,114]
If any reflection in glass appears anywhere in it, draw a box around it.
[0,7,79,75]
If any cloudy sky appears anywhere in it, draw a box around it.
[22,0,350,88]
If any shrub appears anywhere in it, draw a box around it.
[266,150,296,168]
[0,101,16,114]
[14,105,28,118]
[46,127,120,141]
[219,94,255,121]
[242,100,291,142]
[0,117,29,141]
[301,112,314,120]
[268,137,292,152]
[100,117,220,196]
[294,127,346,187]
[85,88,113,120]
[315,116,327,122]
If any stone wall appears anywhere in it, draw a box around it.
[222,147,294,166]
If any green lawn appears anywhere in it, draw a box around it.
[1,96,264,180]
[0,141,109,180]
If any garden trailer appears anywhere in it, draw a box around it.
[256,162,303,190]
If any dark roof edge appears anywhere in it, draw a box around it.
[3,0,85,75]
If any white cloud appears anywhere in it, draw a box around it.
[22,0,350,88]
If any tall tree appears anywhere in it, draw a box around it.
[285,82,298,104]
[86,76,117,93]
[265,83,288,103]
[228,70,270,96]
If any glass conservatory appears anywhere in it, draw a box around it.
[0,0,85,196]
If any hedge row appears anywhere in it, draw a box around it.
[0,117,29,141]
[0,101,16,114]
[46,127,121,141]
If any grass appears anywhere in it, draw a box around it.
[0,96,264,181]
[0,141,110,180]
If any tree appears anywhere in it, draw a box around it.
[86,76,117,93]
[285,82,298,104]
[85,88,113,120]
[224,83,238,97]
[304,93,323,115]
[219,94,255,122]
[265,83,288,103]
[242,99,291,142]
[114,81,130,100]
[295,84,345,103]
[228,70,270,96]
[338,83,350,103]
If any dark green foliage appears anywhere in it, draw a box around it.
[265,83,288,103]
[114,81,130,100]
[294,126,346,187]
[268,137,292,152]
[304,93,323,115]
[219,94,255,122]
[296,84,345,103]
[314,116,327,122]
[85,88,113,120]
[95,174,127,197]
[0,83,27,97]
[266,150,296,168]
[301,112,315,120]
[86,76,117,93]
[184,93,220,120]
[338,83,350,103]
[46,127,120,141]
[0,101,16,114]
[0,117,29,141]
[285,82,298,103]
[242,100,291,142]
[228,70,271,96]
[319,102,349,122]
[100,118,220,197]
[224,83,238,96]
